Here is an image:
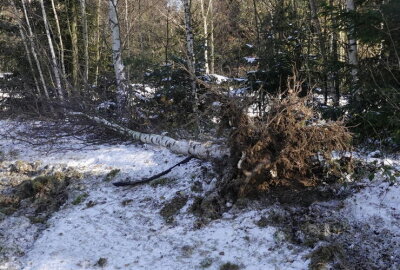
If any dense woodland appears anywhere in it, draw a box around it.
[0,0,398,139]
[0,0,399,170]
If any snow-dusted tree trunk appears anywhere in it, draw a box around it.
[346,0,359,88]
[70,112,229,160]
[20,0,51,102]
[39,0,64,101]
[108,0,128,114]
[80,0,89,84]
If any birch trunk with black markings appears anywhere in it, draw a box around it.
[108,0,128,115]
[39,0,64,101]
[69,112,229,160]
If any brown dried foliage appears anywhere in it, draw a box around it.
[227,92,352,197]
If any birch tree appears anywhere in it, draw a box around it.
[9,0,41,97]
[200,0,212,74]
[50,0,67,94]
[20,0,51,102]
[39,0,64,101]
[108,0,128,114]
[70,112,228,160]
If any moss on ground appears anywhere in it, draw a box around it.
[72,193,89,205]
[219,262,240,270]
[104,169,120,182]
[160,195,188,223]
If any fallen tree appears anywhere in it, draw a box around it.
[68,112,229,160]
[70,91,353,219]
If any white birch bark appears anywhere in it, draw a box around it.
[50,0,67,89]
[10,0,41,97]
[108,0,128,114]
[183,0,196,78]
[346,0,359,87]
[20,0,51,102]
[70,112,229,160]
[39,0,64,101]
[200,0,210,74]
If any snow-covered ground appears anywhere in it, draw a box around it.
[0,121,309,270]
[0,120,399,270]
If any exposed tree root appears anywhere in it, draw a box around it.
[113,156,194,187]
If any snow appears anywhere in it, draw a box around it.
[131,84,157,101]
[244,57,257,64]
[206,74,231,84]
[229,87,249,96]
[0,72,12,79]
[1,120,400,269]
[96,101,116,110]
[0,120,309,270]
[343,181,400,230]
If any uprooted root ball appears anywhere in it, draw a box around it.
[225,92,352,197]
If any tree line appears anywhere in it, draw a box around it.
[0,0,399,142]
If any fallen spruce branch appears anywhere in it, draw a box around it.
[68,112,229,160]
[113,156,194,187]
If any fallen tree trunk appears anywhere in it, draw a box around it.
[69,112,229,160]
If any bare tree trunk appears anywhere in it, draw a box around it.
[50,0,68,95]
[330,0,340,106]
[80,0,89,85]
[94,0,102,86]
[309,0,329,104]
[108,0,128,115]
[124,0,130,82]
[39,0,64,101]
[200,0,210,74]
[70,112,228,160]
[253,0,261,50]
[69,0,79,89]
[10,0,41,97]
[20,0,51,103]
[165,5,170,64]
[182,0,200,132]
[346,0,359,94]
[210,1,215,74]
